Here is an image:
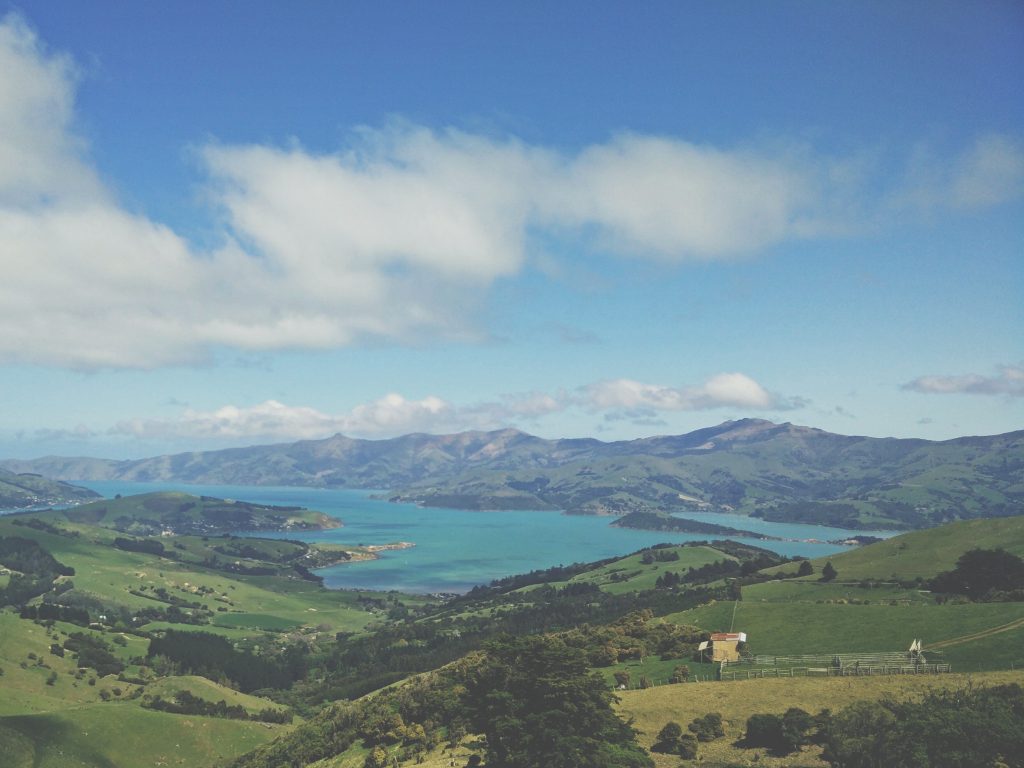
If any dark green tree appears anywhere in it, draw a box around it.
[652,722,683,753]
[821,561,838,582]
[797,560,814,577]
[745,713,786,752]
[930,548,1024,599]
[677,733,699,759]
[466,635,654,768]
[781,707,814,752]
[689,712,725,742]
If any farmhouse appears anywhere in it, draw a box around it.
[699,631,747,662]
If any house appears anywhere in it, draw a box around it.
[698,631,747,662]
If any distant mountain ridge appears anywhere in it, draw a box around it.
[2,419,1022,529]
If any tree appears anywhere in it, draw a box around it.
[930,548,1024,599]
[689,712,725,742]
[466,635,654,768]
[652,722,683,753]
[821,684,1024,768]
[781,708,814,752]
[677,734,699,759]
[797,560,814,577]
[670,665,690,683]
[364,746,389,768]
[821,561,838,582]
[613,670,631,689]
[745,713,785,752]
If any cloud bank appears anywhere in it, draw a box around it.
[2,16,1021,370]
[903,365,1024,397]
[110,372,803,442]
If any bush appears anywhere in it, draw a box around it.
[745,713,785,751]
[689,712,725,742]
[670,664,690,683]
[677,733,699,759]
[781,707,814,751]
[652,722,683,753]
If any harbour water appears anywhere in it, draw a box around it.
[81,481,895,594]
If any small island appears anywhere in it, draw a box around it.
[611,510,778,540]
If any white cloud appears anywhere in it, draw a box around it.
[892,134,1024,212]
[902,365,1024,397]
[1,16,1019,370]
[544,135,816,258]
[110,373,803,442]
[582,373,783,412]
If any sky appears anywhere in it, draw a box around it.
[0,1,1022,459]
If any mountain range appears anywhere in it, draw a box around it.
[3,420,1022,529]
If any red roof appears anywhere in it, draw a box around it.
[710,633,742,641]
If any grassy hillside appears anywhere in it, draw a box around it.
[762,515,1024,582]
[0,704,286,768]
[0,500,429,639]
[563,544,738,595]
[37,490,341,535]
[0,467,99,510]
[617,670,1024,768]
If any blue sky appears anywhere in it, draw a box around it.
[1,1,1021,459]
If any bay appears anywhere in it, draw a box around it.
[80,481,894,594]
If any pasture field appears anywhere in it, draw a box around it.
[617,670,1024,768]
[565,544,737,594]
[664,599,1024,670]
[0,515,385,636]
[0,703,287,768]
[762,515,1024,582]
[144,674,293,717]
[742,579,932,604]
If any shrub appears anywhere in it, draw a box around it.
[745,713,785,751]
[677,733,699,759]
[689,712,725,742]
[652,722,683,753]
[670,664,690,683]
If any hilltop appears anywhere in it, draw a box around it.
[4,420,1022,529]
[27,490,341,536]
[0,467,99,510]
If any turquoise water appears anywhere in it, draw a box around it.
[81,481,893,594]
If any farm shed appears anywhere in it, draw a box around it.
[699,631,747,662]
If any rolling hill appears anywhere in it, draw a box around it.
[0,468,99,510]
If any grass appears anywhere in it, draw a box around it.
[617,670,1024,768]
[761,516,1024,583]
[213,612,304,631]
[145,675,291,716]
[663,599,1024,672]
[742,579,933,604]
[565,544,737,594]
[0,702,287,768]
[0,516,378,637]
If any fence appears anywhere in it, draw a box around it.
[720,663,951,681]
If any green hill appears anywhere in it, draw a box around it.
[762,515,1024,582]
[0,468,99,510]
[34,490,340,535]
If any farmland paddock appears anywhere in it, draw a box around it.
[719,650,951,681]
